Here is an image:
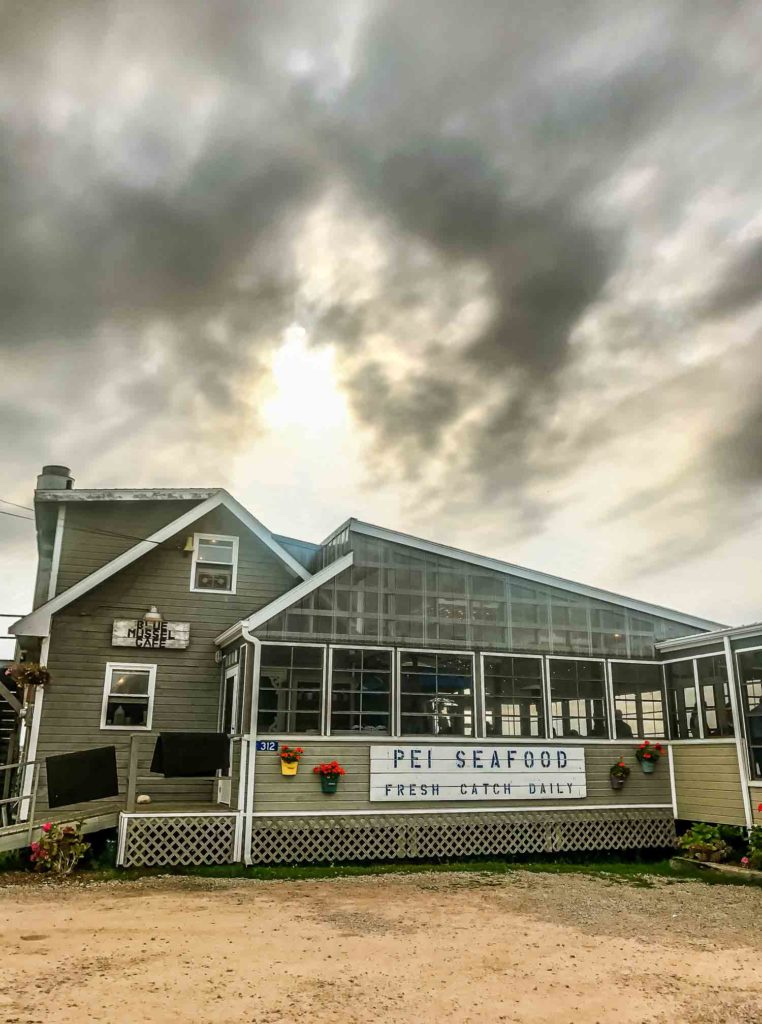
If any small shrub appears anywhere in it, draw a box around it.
[30,821,90,875]
[678,822,731,863]
[747,826,762,870]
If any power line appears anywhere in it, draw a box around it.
[0,502,166,547]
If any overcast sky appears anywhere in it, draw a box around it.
[3,0,762,655]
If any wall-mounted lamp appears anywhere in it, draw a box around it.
[183,536,195,554]
[143,605,163,626]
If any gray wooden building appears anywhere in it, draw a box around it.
[5,465,760,865]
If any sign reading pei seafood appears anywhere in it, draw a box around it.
[369,745,586,802]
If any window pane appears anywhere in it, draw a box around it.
[484,655,545,738]
[696,656,733,737]
[256,645,324,732]
[399,650,474,735]
[329,648,391,733]
[665,661,699,739]
[106,697,148,727]
[549,659,608,738]
[195,564,233,590]
[738,650,762,778]
[197,538,234,564]
[109,669,150,695]
[611,662,665,738]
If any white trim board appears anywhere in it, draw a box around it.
[343,519,723,632]
[12,491,310,638]
[657,622,762,651]
[215,551,354,646]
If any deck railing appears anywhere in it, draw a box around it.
[0,758,42,842]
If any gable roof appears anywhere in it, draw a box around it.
[12,490,311,638]
[323,518,724,633]
[215,550,354,647]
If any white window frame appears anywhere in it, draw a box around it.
[479,651,546,740]
[256,641,327,737]
[327,644,395,738]
[607,658,668,740]
[100,661,157,731]
[545,655,609,740]
[397,647,476,739]
[190,533,239,595]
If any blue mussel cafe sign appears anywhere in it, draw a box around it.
[370,745,586,802]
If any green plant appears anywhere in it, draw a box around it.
[635,740,663,764]
[678,822,731,863]
[30,821,90,874]
[610,758,631,780]
[747,826,762,870]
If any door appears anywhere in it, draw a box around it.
[216,665,239,805]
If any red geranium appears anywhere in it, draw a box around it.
[279,745,304,765]
[313,760,346,778]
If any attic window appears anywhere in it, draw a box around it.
[191,534,239,594]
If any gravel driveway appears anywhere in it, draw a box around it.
[2,869,762,1023]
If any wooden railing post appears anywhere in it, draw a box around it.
[126,735,140,812]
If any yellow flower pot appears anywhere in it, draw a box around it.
[281,760,299,776]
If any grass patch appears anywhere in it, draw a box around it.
[16,852,762,888]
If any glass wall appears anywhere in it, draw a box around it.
[736,649,762,778]
[483,655,545,738]
[329,647,392,735]
[610,662,666,739]
[548,659,608,738]
[257,533,703,659]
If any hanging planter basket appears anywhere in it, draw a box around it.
[609,757,630,791]
[610,775,626,790]
[314,760,346,794]
[279,745,304,777]
[635,741,663,774]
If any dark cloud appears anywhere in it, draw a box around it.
[2,0,762,588]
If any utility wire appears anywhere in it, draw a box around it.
[0,502,167,547]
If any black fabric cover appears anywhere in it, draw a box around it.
[46,746,119,809]
[150,732,229,777]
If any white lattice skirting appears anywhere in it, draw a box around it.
[120,814,238,867]
[249,810,676,865]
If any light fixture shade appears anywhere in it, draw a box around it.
[183,536,195,553]
[143,605,162,625]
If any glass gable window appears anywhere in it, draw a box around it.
[191,534,238,593]
[330,647,392,734]
[399,650,474,736]
[696,656,733,737]
[549,659,608,738]
[101,663,155,729]
[483,655,545,738]
[737,649,762,778]
[610,662,665,738]
[665,660,700,738]
[257,645,323,734]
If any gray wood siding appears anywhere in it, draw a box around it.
[36,506,295,815]
[672,742,746,825]
[55,500,199,595]
[252,740,672,813]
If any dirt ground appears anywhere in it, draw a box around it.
[2,870,762,1024]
